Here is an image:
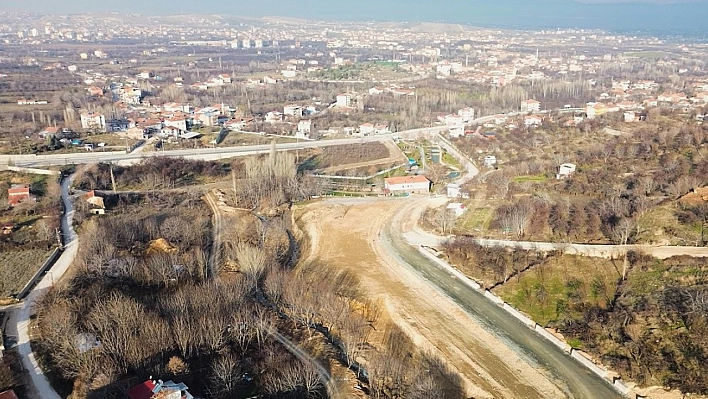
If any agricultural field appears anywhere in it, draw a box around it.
[0,248,55,298]
[0,171,60,300]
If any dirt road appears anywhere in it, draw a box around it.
[404,228,708,259]
[298,197,568,398]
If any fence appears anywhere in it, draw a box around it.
[16,247,62,300]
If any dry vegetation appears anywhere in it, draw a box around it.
[74,157,230,191]
[454,110,708,246]
[0,171,61,298]
[36,153,462,399]
[308,142,390,170]
[441,233,708,394]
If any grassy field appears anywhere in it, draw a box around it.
[456,206,493,233]
[513,174,549,183]
[637,204,703,245]
[494,255,621,329]
[0,248,54,297]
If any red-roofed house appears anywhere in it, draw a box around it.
[0,390,19,399]
[127,380,157,399]
[384,175,430,194]
[8,185,31,207]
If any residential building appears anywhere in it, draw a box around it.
[336,93,352,108]
[374,123,390,135]
[624,111,637,123]
[520,99,541,113]
[557,163,577,179]
[164,117,187,131]
[80,112,106,132]
[483,155,497,167]
[39,126,60,138]
[449,126,464,138]
[457,107,475,123]
[127,379,194,399]
[8,185,31,206]
[284,105,303,117]
[447,183,461,198]
[524,115,543,127]
[265,111,282,124]
[384,175,430,194]
[359,123,374,136]
[297,119,312,136]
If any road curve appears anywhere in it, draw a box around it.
[5,174,79,399]
[381,197,623,399]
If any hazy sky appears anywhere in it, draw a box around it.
[6,0,708,34]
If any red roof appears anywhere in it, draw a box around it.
[127,380,157,399]
[0,390,19,399]
[384,175,430,185]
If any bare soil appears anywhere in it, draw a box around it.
[295,197,566,398]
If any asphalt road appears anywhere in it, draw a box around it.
[381,198,624,399]
[2,126,449,168]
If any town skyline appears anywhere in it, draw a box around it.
[4,0,708,36]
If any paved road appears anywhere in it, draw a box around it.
[5,174,79,399]
[381,197,624,399]
[1,126,449,168]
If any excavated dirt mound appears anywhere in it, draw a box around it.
[144,238,178,255]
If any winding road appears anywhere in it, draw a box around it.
[5,174,78,399]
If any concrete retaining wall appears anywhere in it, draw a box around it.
[16,247,62,299]
[7,166,60,175]
[503,303,536,328]
[417,244,633,397]
[534,325,572,353]
[570,349,609,379]
[483,289,504,306]
[418,246,482,291]
[613,379,631,395]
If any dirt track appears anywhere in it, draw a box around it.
[297,197,566,398]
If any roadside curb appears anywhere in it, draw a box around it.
[417,245,636,398]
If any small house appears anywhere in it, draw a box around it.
[384,175,430,194]
[85,190,105,212]
[557,163,576,179]
[0,390,19,399]
[447,183,461,198]
[8,185,31,207]
[127,379,194,399]
[483,155,497,168]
